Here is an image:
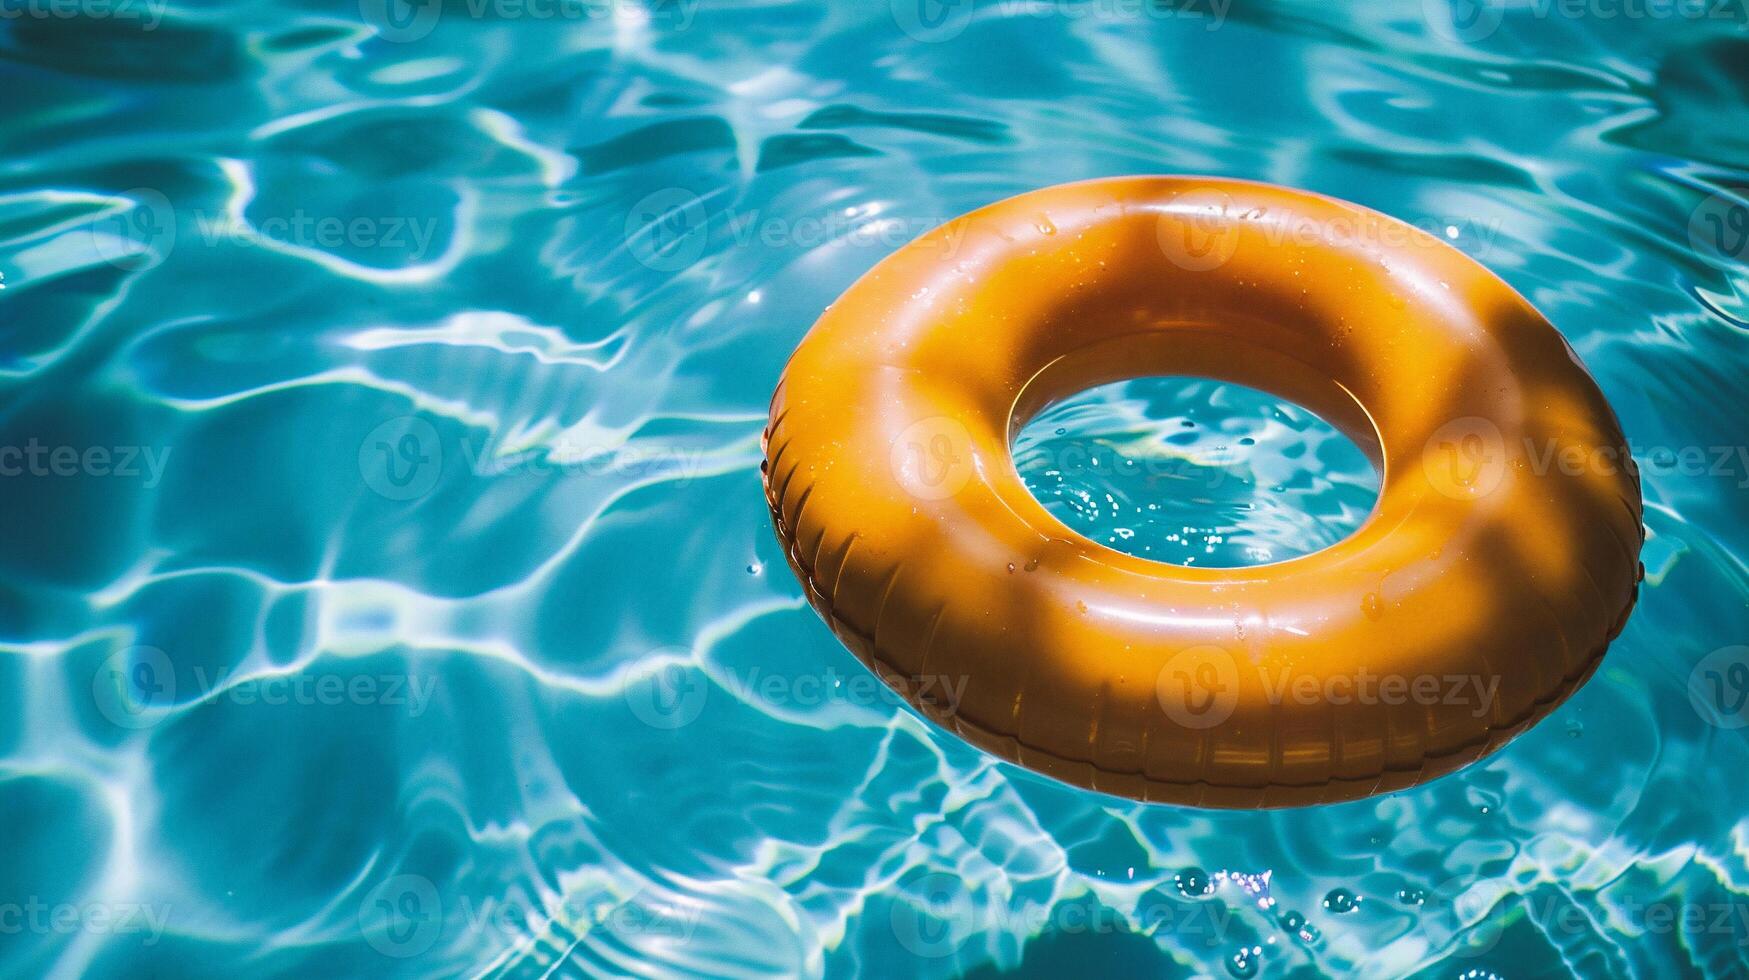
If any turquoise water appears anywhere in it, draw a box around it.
[1014,377,1381,568]
[4,0,1749,976]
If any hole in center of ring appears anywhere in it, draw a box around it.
[1011,375,1381,568]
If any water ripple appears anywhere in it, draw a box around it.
[3,1,1748,977]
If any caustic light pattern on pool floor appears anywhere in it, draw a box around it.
[3,1,1749,977]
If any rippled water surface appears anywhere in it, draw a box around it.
[1014,377,1380,567]
[5,1,1749,977]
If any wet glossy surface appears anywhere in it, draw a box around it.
[762,174,1643,808]
[3,0,1748,976]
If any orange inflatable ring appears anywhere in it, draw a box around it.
[762,177,1642,808]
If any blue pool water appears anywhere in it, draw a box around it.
[4,1,1749,977]
[1014,377,1381,568]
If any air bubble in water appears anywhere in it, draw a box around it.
[1225,945,1262,978]
[1175,866,1213,898]
[1322,887,1360,914]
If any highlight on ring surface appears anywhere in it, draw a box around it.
[763,176,1643,808]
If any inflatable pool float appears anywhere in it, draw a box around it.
[761,177,1642,808]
